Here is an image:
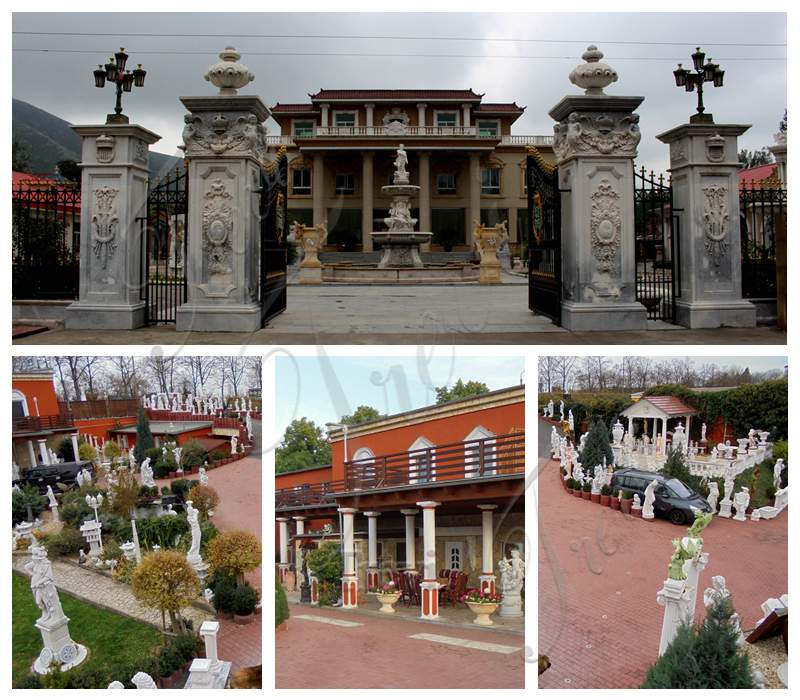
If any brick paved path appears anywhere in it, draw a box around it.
[276,603,524,688]
[12,555,211,629]
[537,426,788,689]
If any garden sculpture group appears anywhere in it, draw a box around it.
[497,547,525,618]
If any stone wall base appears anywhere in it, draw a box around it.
[64,302,146,330]
[560,301,648,331]
[675,300,757,329]
[298,267,323,285]
[176,303,262,332]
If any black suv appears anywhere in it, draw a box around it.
[15,460,94,494]
[610,468,712,525]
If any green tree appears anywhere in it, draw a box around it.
[738,147,773,169]
[579,419,614,470]
[340,405,383,426]
[642,597,755,688]
[12,138,31,172]
[306,541,342,585]
[133,406,155,464]
[435,379,490,404]
[659,448,704,494]
[56,159,81,183]
[12,484,47,525]
[275,579,290,627]
[275,417,332,473]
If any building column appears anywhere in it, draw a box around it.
[468,152,481,245]
[365,103,375,130]
[27,440,37,467]
[320,103,330,128]
[339,507,359,608]
[418,151,431,252]
[276,517,290,584]
[417,501,441,620]
[508,207,518,244]
[651,417,657,445]
[38,439,49,465]
[685,415,692,441]
[70,433,80,461]
[361,151,374,252]
[364,511,380,589]
[400,509,418,571]
[627,416,633,436]
[462,103,471,128]
[416,103,427,128]
[293,516,306,589]
[312,153,325,227]
[478,504,498,595]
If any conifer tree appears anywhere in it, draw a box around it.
[133,405,155,464]
[579,419,614,470]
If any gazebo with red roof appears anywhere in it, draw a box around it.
[620,395,698,445]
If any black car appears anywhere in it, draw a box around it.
[610,468,712,525]
[15,460,94,494]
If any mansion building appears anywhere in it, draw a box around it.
[266,89,554,252]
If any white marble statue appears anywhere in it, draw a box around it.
[230,436,238,456]
[547,399,554,418]
[129,451,137,470]
[186,501,202,566]
[26,545,66,624]
[199,467,209,486]
[550,426,559,457]
[732,487,750,522]
[559,400,565,421]
[568,410,575,433]
[707,481,720,512]
[393,143,409,183]
[46,485,58,509]
[773,458,785,490]
[701,423,707,442]
[172,447,183,470]
[140,458,155,488]
[132,672,158,689]
[497,547,525,618]
[642,479,658,519]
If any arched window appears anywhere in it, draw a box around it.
[12,390,28,419]
[351,447,376,486]
[464,426,497,478]
[408,436,435,484]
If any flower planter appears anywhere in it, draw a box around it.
[573,489,583,498]
[217,610,233,620]
[610,497,620,510]
[158,667,184,689]
[466,601,499,626]
[234,612,254,625]
[169,471,177,479]
[600,495,611,507]
[620,498,633,515]
[582,490,591,500]
[591,493,601,504]
[376,591,401,614]
[566,488,574,495]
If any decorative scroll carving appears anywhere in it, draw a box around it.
[553,111,641,161]
[702,185,729,266]
[202,179,234,274]
[590,179,622,275]
[383,107,410,135]
[91,186,119,269]
[181,112,267,159]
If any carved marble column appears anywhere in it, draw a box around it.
[657,123,756,328]
[549,46,647,331]
[176,48,268,332]
[361,151,374,252]
[64,124,160,329]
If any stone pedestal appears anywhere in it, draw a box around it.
[419,580,441,620]
[474,222,508,284]
[499,589,523,619]
[549,95,648,330]
[656,577,690,656]
[65,124,160,330]
[33,616,88,674]
[175,95,269,332]
[294,223,327,284]
[341,574,358,609]
[657,123,756,328]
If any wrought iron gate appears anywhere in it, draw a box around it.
[526,147,561,324]
[739,178,785,302]
[633,167,680,322]
[259,149,288,325]
[139,167,188,324]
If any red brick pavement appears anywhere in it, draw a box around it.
[218,616,262,673]
[538,453,788,689]
[276,603,525,688]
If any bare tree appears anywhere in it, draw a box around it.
[246,356,263,391]
[538,356,557,393]
[183,356,219,396]
[144,355,177,394]
[219,356,247,401]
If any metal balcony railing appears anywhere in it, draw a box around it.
[265,127,553,144]
[12,414,75,434]
[275,479,347,508]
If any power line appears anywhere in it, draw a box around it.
[11,48,786,61]
[11,31,786,47]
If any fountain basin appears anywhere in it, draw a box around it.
[322,261,479,284]
[371,231,433,268]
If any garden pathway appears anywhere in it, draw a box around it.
[537,420,789,689]
[12,554,212,630]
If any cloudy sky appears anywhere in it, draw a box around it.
[12,12,786,172]
[275,353,524,433]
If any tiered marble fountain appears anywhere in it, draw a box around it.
[323,145,478,283]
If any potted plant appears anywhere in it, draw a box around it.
[156,646,183,689]
[610,491,620,510]
[600,484,612,507]
[212,579,236,620]
[565,478,575,495]
[591,488,601,504]
[620,489,634,515]
[582,481,592,500]
[573,481,584,498]
[232,584,259,625]
[373,581,401,613]
[461,588,503,626]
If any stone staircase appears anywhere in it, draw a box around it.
[319,251,475,265]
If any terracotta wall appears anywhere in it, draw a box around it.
[276,465,333,490]
[12,377,61,417]
[75,417,137,444]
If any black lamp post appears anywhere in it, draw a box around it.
[672,47,724,124]
[93,48,147,124]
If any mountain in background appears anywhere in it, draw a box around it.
[12,99,181,179]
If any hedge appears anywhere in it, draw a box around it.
[275,579,290,627]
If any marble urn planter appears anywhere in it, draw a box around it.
[376,591,402,614]
[467,601,499,626]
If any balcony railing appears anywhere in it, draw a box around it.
[276,479,347,508]
[268,126,554,144]
[500,134,554,146]
[345,431,524,491]
[12,414,75,434]
[264,135,296,146]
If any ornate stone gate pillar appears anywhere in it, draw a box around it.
[175,48,267,332]
[65,123,160,329]
[657,122,756,328]
[549,46,648,331]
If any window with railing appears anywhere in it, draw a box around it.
[293,121,315,138]
[334,112,357,127]
[481,168,501,195]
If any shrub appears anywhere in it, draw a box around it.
[210,449,227,462]
[145,447,162,462]
[642,596,754,688]
[582,481,591,492]
[318,580,338,606]
[306,541,342,585]
[186,484,220,518]
[153,463,172,479]
[181,439,208,468]
[622,490,634,500]
[232,584,259,615]
[108,469,141,518]
[601,484,612,496]
[276,579,290,627]
[12,484,47,525]
[213,579,236,613]
[104,441,122,462]
[580,420,614,472]
[136,513,188,551]
[207,530,261,585]
[131,550,201,633]
[56,436,76,462]
[133,407,155,463]
[45,527,85,557]
[101,538,123,562]
[170,479,198,501]
[78,442,97,462]
[138,485,159,499]
[659,449,704,495]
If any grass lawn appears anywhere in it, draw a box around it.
[12,571,163,687]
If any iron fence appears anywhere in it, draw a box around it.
[740,179,785,301]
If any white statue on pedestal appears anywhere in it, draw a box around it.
[546,399,554,418]
[186,501,202,566]
[700,423,707,442]
[230,436,238,456]
[497,548,525,618]
[393,143,409,184]
[773,458,785,490]
[27,546,66,624]
[140,458,155,488]
[732,487,750,522]
[706,481,719,512]
[46,485,58,509]
[642,479,658,519]
[559,400,565,421]
[568,410,575,433]
[199,467,209,486]
[129,451,137,470]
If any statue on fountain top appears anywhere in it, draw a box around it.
[386,199,417,232]
[393,144,409,184]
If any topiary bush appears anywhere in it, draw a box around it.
[186,484,220,518]
[232,584,259,615]
[275,578,290,627]
[206,529,261,585]
[181,439,208,468]
[580,420,614,471]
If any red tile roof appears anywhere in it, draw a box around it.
[643,395,697,416]
[474,102,525,113]
[12,171,58,188]
[309,89,484,101]
[271,103,320,113]
[738,163,780,190]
